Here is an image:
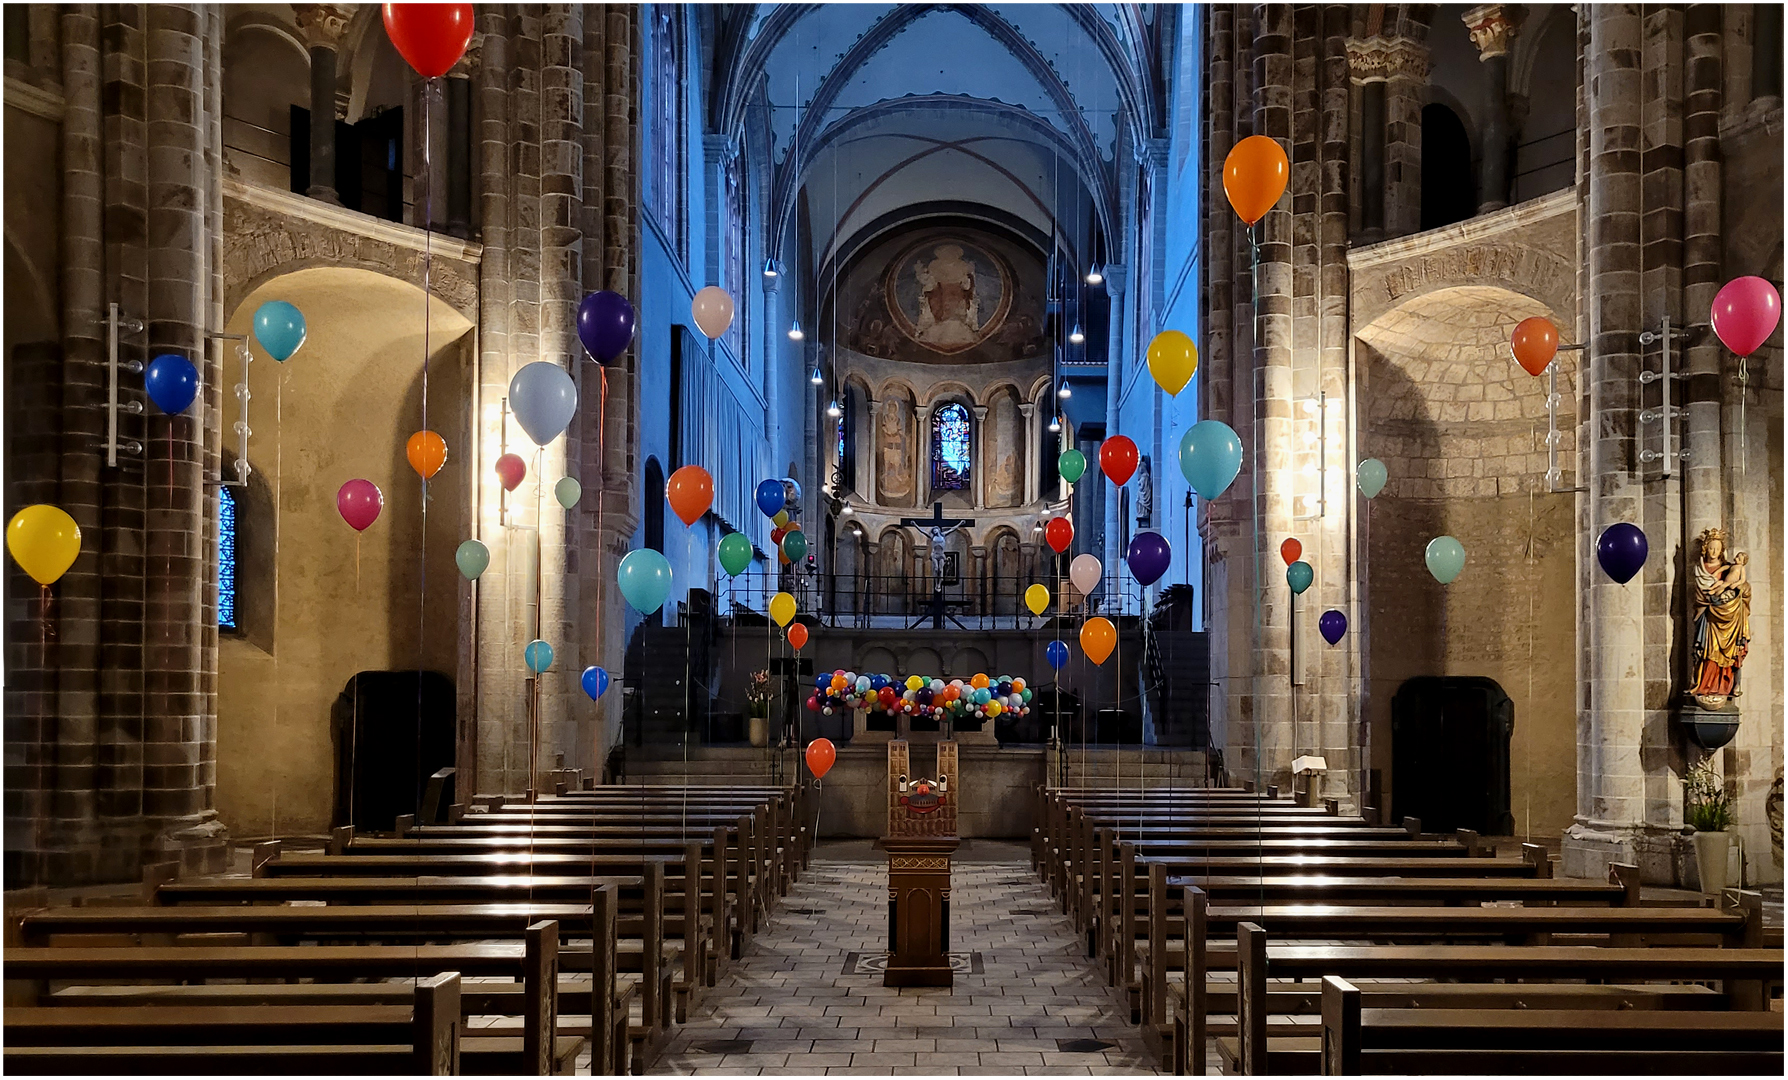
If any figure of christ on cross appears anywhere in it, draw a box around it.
[899,501,976,629]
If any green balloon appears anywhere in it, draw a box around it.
[456,539,490,581]
[1286,560,1314,595]
[1425,535,1466,584]
[1356,458,1387,499]
[554,476,582,509]
[1059,448,1087,483]
[718,531,753,576]
[782,528,809,562]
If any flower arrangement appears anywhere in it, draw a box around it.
[744,669,772,718]
[1684,759,1734,832]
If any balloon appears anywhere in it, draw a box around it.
[618,548,673,612]
[1280,538,1302,566]
[906,675,924,692]
[509,362,578,446]
[769,591,796,627]
[495,453,526,492]
[581,665,611,700]
[1146,330,1199,396]
[1100,436,1139,485]
[1024,583,1050,616]
[718,531,753,576]
[1180,420,1243,500]
[782,528,808,563]
[1223,134,1290,226]
[1058,449,1087,483]
[6,505,80,586]
[406,430,447,480]
[1045,516,1074,555]
[807,695,821,712]
[524,639,554,674]
[1710,276,1782,357]
[1357,458,1388,499]
[667,465,714,527]
[336,479,383,532]
[805,738,837,780]
[252,300,306,361]
[971,673,989,689]
[554,476,582,509]
[1596,522,1649,585]
[1318,610,1348,645]
[144,354,198,415]
[382,3,474,77]
[787,623,809,650]
[1046,640,1070,671]
[772,510,790,528]
[1425,536,1466,584]
[770,525,788,546]
[1510,316,1559,376]
[1080,617,1117,665]
[782,478,803,506]
[578,290,636,364]
[1069,553,1102,596]
[1126,531,1172,586]
[755,480,785,517]
[691,285,735,339]
[1286,560,1314,595]
[455,539,489,580]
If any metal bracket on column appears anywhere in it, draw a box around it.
[1543,344,1587,493]
[207,331,252,487]
[105,303,147,466]
[1292,391,1327,521]
[1634,317,1708,480]
[499,396,511,527]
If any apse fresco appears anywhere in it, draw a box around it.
[886,238,1012,353]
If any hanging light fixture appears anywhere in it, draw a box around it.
[840,502,854,516]
[763,257,779,278]
[1068,323,1085,344]
[1057,383,1072,400]
[1085,263,1104,286]
[810,366,824,385]
[788,320,805,341]
[1047,414,1061,433]
[826,398,842,418]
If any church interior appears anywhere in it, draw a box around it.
[2,2,1785,1075]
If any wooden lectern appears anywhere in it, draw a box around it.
[880,739,959,987]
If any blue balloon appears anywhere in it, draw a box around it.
[509,361,578,447]
[1046,640,1070,671]
[1179,420,1244,501]
[755,479,786,518]
[617,548,673,613]
[145,353,198,415]
[577,291,636,365]
[581,665,610,700]
[1596,522,1649,584]
[253,300,307,362]
[524,639,554,673]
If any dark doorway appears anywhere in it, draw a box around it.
[332,670,455,831]
[291,106,405,222]
[1391,676,1514,835]
[644,456,666,554]
[1420,103,1476,231]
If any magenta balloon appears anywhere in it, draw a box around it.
[336,479,383,532]
[1709,276,1782,358]
[578,290,636,365]
[1125,530,1172,586]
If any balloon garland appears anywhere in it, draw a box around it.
[806,671,1034,724]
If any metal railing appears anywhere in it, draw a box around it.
[716,568,1153,630]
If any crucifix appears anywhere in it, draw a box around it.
[899,501,976,629]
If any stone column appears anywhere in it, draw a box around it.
[1363,37,1431,237]
[1682,6,1724,537]
[1100,264,1127,574]
[972,405,988,508]
[1019,402,1038,505]
[293,4,349,205]
[445,38,477,238]
[917,404,933,506]
[865,398,883,504]
[1348,38,1388,242]
[1464,5,1519,212]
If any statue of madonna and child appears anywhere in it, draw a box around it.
[1689,527,1751,711]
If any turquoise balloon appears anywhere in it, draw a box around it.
[253,300,307,362]
[718,531,753,577]
[618,548,673,613]
[524,639,554,673]
[1356,458,1388,499]
[1058,448,1087,483]
[1425,535,1466,584]
[455,539,489,581]
[1286,560,1314,595]
[1179,420,1243,500]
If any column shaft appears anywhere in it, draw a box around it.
[306,44,338,203]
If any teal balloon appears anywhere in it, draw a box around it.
[253,300,307,361]
[1179,420,1243,500]
[455,539,489,580]
[1356,458,1388,499]
[554,476,582,509]
[618,548,673,613]
[782,528,808,562]
[718,531,753,577]
[524,639,554,673]
[1058,448,1087,483]
[1425,535,1466,584]
[1286,560,1314,595]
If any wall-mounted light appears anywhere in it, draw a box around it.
[810,366,824,385]
[762,257,780,278]
[788,320,804,341]
[826,399,842,418]
[1068,323,1085,345]
[1057,383,1072,400]
[1293,391,1328,521]
[1085,263,1104,286]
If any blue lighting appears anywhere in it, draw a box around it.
[218,485,237,630]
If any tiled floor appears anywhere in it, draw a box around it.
[649,840,1162,1075]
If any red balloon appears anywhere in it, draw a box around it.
[382,4,474,79]
[1045,516,1074,554]
[770,525,788,545]
[786,623,809,650]
[804,738,836,780]
[805,695,820,712]
[1510,317,1558,377]
[1280,538,1302,566]
[1100,436,1139,485]
[495,453,526,492]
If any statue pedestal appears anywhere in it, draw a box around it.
[879,836,958,987]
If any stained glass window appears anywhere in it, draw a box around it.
[218,485,237,630]
[932,403,971,491]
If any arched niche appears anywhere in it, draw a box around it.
[983,384,1024,507]
[987,526,1024,615]
[875,384,919,508]
[221,18,310,189]
[1421,102,1476,231]
[876,526,911,614]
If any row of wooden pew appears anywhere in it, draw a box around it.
[5,781,814,1075]
[1032,785,1784,1075]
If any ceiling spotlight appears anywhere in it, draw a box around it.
[1068,323,1085,345]
[826,399,842,418]
[810,366,824,385]
[1047,415,1061,433]
[788,320,805,341]
[1085,263,1104,285]
[762,257,779,278]
[1057,384,1072,400]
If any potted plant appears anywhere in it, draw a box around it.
[1684,759,1735,897]
[745,669,772,748]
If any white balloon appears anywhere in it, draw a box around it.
[1070,553,1103,596]
[692,285,735,340]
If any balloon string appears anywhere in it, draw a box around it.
[418,75,435,839]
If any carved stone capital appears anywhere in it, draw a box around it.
[452,32,484,77]
[1461,5,1519,60]
[292,4,353,51]
[1346,36,1432,84]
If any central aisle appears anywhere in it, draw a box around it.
[652,840,1160,1075]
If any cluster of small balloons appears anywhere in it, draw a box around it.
[807,672,1033,722]
[753,478,807,565]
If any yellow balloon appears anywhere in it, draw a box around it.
[986,701,1002,717]
[772,510,790,528]
[7,505,81,587]
[1080,616,1117,665]
[1024,583,1050,616]
[1147,330,1199,397]
[906,675,923,691]
[769,591,796,627]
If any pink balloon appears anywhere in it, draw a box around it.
[1710,276,1782,358]
[337,479,383,532]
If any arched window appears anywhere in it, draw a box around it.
[1421,103,1476,231]
[218,485,238,630]
[931,402,971,491]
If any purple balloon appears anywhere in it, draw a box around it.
[578,290,636,365]
[1125,530,1172,586]
[1596,522,1649,584]
[1318,609,1348,645]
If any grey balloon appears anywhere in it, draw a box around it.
[508,361,578,446]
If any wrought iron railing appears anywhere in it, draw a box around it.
[716,568,1153,630]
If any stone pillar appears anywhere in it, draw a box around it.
[917,404,933,506]
[1682,6,1724,538]
[293,4,349,205]
[971,405,988,508]
[1100,264,1127,575]
[1350,37,1431,238]
[1464,5,1519,212]
[1019,402,1038,505]
[445,39,477,238]
[865,398,883,505]
[1348,37,1388,242]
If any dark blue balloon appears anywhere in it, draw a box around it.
[145,354,198,415]
[1126,530,1173,587]
[578,290,636,365]
[755,479,786,518]
[1046,639,1070,671]
[1596,522,1649,584]
[581,665,610,700]
[1318,610,1348,645]
[870,674,887,690]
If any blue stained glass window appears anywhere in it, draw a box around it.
[836,412,845,464]
[932,403,971,491]
[218,485,237,630]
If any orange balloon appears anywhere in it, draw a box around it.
[1280,538,1302,566]
[1081,616,1117,666]
[1510,316,1559,376]
[787,623,809,650]
[406,430,447,480]
[805,737,836,780]
[1223,135,1290,226]
[666,465,714,527]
